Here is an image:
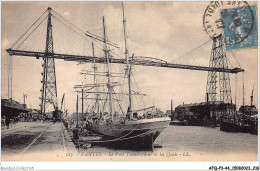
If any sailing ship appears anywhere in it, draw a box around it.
[220,80,258,134]
[75,3,170,150]
[220,116,252,133]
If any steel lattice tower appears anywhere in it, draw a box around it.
[206,34,232,117]
[40,7,57,114]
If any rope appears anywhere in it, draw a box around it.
[131,69,146,110]
[87,123,143,143]
[101,92,109,113]
[111,88,125,115]
[86,116,169,143]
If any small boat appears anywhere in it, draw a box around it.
[170,120,188,126]
[220,117,251,133]
[153,143,163,148]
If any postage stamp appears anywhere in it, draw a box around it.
[222,5,258,51]
[203,1,258,51]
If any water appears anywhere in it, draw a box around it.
[78,126,258,161]
[155,126,257,154]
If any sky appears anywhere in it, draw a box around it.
[1,1,258,115]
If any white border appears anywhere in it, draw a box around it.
[0,0,259,170]
[0,161,259,171]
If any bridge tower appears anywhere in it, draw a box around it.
[206,34,233,117]
[40,7,57,114]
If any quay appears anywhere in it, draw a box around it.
[1,121,77,161]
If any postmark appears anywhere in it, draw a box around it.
[203,1,257,50]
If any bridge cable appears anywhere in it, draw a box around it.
[226,55,234,68]
[16,15,48,50]
[172,39,212,64]
[54,16,91,56]
[51,10,121,58]
[52,9,118,48]
[230,51,242,68]
[24,22,43,51]
[52,14,110,57]
[11,9,48,49]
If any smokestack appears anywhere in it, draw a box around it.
[171,99,174,120]
[171,99,173,115]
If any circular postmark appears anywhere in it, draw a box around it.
[203,1,254,45]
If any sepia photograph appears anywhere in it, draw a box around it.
[1,0,258,168]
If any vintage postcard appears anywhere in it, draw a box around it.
[1,1,258,164]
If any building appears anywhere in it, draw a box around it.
[175,101,236,125]
[1,99,30,119]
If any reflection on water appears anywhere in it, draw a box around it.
[154,126,257,155]
[78,125,258,160]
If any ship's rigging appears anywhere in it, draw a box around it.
[74,9,149,121]
[5,4,245,116]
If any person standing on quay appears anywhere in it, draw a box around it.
[5,117,10,129]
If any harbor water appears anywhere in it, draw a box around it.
[77,125,258,161]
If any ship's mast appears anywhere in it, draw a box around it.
[92,42,97,110]
[102,16,113,120]
[92,42,97,84]
[250,83,254,116]
[242,72,245,114]
[122,2,133,119]
[92,42,100,114]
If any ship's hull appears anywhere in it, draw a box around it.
[87,117,171,150]
[220,121,251,133]
[250,120,258,135]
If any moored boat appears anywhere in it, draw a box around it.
[220,82,258,135]
[220,118,251,133]
[75,2,171,150]
[250,114,258,135]
[87,117,170,150]
[170,119,188,126]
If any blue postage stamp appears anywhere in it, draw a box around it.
[221,5,258,51]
